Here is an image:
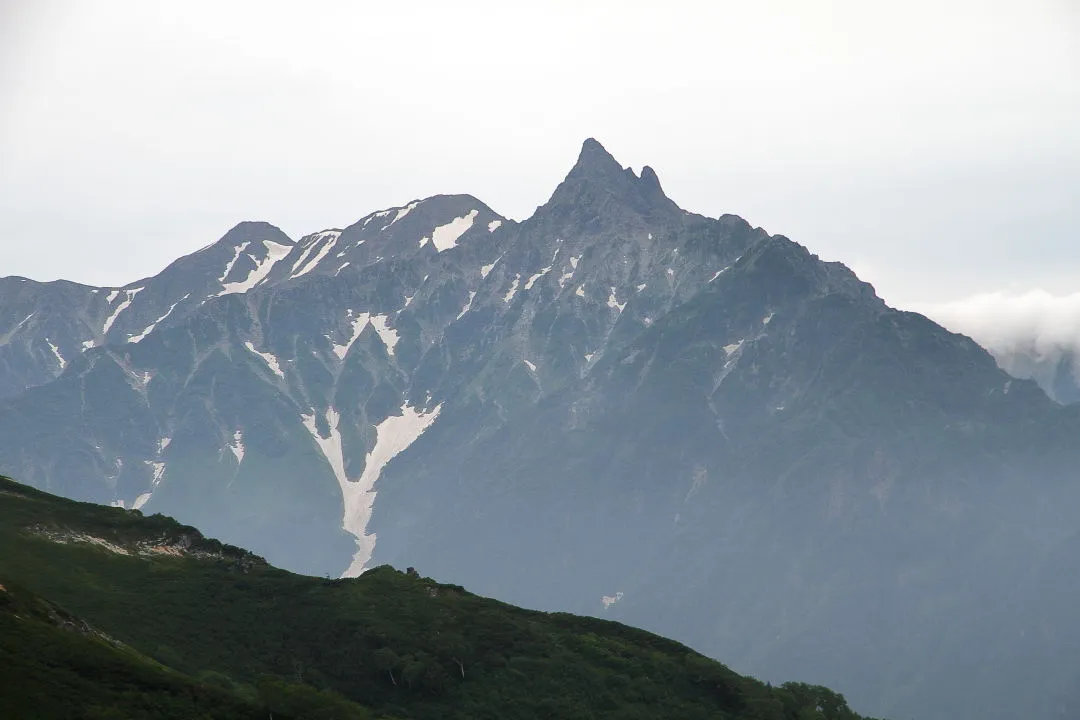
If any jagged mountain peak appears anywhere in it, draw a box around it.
[541,138,680,222]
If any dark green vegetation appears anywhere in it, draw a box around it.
[0,476,878,719]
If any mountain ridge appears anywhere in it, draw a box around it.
[1,139,1078,720]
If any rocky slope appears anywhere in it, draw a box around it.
[1,139,1079,720]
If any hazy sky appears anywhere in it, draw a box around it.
[2,1,1078,314]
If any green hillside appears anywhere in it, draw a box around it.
[0,476,878,719]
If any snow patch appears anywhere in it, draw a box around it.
[387,200,420,227]
[333,312,371,360]
[228,429,245,464]
[709,266,730,282]
[291,231,341,279]
[82,339,96,351]
[218,241,251,282]
[244,341,285,379]
[559,255,581,289]
[128,294,189,343]
[636,283,647,292]
[303,404,442,578]
[102,287,143,335]
[46,338,65,369]
[524,359,537,372]
[148,460,166,486]
[220,240,293,294]
[607,287,626,313]
[369,315,399,355]
[503,274,521,304]
[431,209,478,252]
[763,312,774,325]
[723,340,744,356]
[480,258,499,278]
[456,291,476,320]
[602,592,624,610]
[106,290,120,303]
[488,219,502,232]
[132,492,152,510]
[575,285,586,298]
[524,264,552,290]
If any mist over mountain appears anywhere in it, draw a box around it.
[2,140,1079,720]
[921,290,1080,404]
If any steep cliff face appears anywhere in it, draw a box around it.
[2,140,1079,720]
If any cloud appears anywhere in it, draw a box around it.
[916,290,1080,359]
[915,291,1080,402]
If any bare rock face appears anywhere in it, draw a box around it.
[2,139,1080,720]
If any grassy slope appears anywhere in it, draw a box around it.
[0,476,878,720]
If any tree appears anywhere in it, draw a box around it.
[372,648,399,686]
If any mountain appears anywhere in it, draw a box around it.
[982,342,1080,405]
[2,139,1079,720]
[0,475,878,720]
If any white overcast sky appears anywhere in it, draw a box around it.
[1,0,1078,313]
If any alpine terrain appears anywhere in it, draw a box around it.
[2,140,1079,720]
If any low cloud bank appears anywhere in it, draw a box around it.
[915,290,1080,358]
[913,290,1080,402]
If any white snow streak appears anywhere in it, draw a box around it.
[387,201,420,227]
[723,340,744,356]
[221,240,293,294]
[524,265,552,290]
[709,266,730,282]
[149,461,166,486]
[456,291,476,320]
[106,290,120,303]
[228,429,245,464]
[244,341,285,379]
[102,287,143,335]
[558,255,581,288]
[369,315,399,355]
[602,592,624,609]
[347,403,442,575]
[333,312,371,359]
[503,274,521,304]
[291,231,342,279]
[303,404,442,578]
[763,312,774,325]
[217,241,251,282]
[132,492,152,510]
[480,258,499,278]
[636,283,647,292]
[128,294,189,343]
[488,219,502,232]
[431,209,478,252]
[524,359,537,372]
[607,287,626,313]
[46,338,65,369]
